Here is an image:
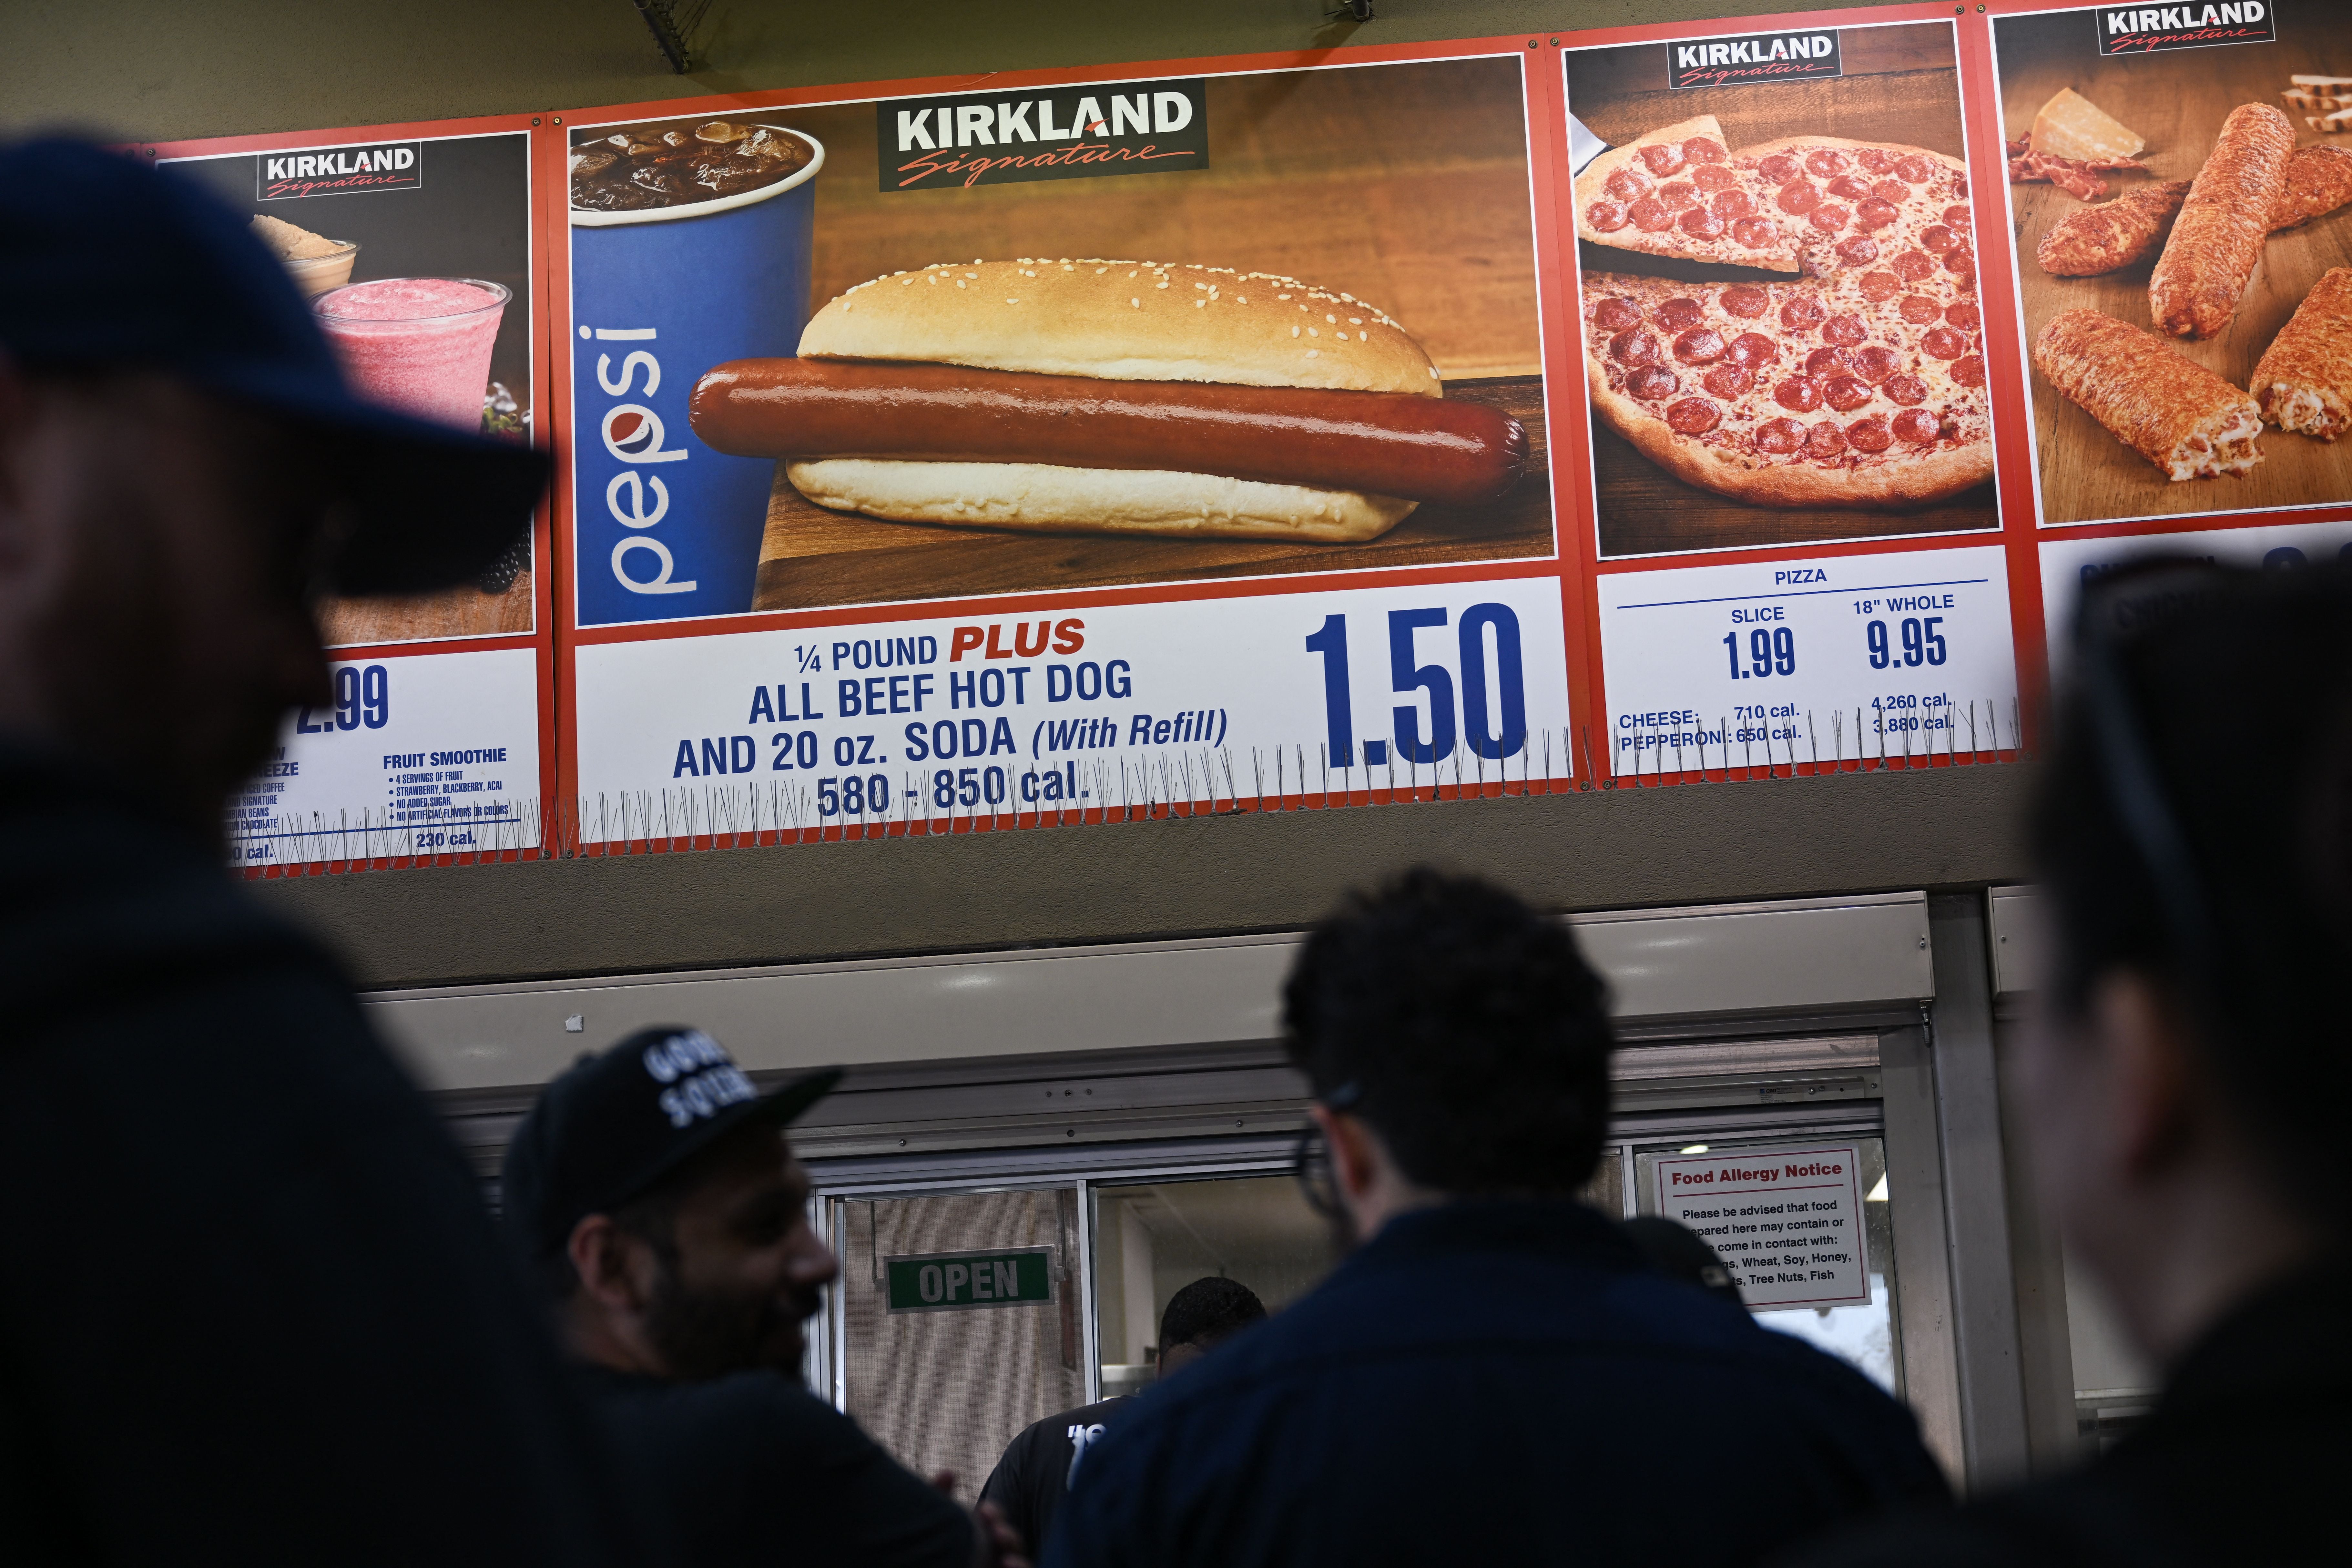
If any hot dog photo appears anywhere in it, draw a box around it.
[1994,3,2352,524]
[565,57,1550,625]
[1565,20,2000,560]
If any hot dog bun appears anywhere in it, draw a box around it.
[786,459,1416,542]
[799,259,1441,396]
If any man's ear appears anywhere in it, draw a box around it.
[1310,1102,1388,1204]
[566,1213,657,1313]
[2090,970,2200,1180]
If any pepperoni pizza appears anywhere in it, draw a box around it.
[1575,114,1993,509]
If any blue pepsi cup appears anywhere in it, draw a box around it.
[569,125,823,625]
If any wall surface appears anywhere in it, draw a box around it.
[5,0,1902,142]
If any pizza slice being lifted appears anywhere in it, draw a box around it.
[1575,115,1803,274]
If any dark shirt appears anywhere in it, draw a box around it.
[0,748,647,1564]
[1780,1262,2352,1566]
[980,1396,1129,1555]
[579,1363,974,1567]
[1044,1200,1948,1568]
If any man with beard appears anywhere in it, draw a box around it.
[1045,871,1948,1568]
[502,1028,1023,1568]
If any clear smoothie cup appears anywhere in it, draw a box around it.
[313,277,510,432]
[280,239,359,297]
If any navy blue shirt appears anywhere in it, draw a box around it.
[1045,1200,1947,1568]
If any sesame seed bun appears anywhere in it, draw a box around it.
[798,259,1441,397]
[785,458,1415,543]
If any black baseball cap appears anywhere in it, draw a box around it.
[501,1026,841,1261]
[0,136,547,595]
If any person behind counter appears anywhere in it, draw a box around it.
[1045,869,1949,1568]
[1784,560,2352,1568]
[0,139,651,1563]
[981,1276,1267,1556]
[501,1029,1026,1568]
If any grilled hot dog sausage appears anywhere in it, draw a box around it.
[689,358,1527,508]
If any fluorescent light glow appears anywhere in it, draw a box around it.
[1866,1175,1889,1202]
[1679,1144,1710,1154]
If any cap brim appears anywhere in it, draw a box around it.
[201,359,549,597]
[616,1064,845,1208]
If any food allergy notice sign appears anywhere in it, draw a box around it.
[1653,1144,1869,1309]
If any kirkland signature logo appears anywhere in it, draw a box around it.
[876,79,1208,191]
[1669,30,1842,90]
[257,142,422,201]
[2095,4,2275,55]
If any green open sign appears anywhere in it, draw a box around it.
[884,1246,1057,1313]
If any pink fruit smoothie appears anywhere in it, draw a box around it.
[313,278,509,431]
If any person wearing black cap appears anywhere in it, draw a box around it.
[0,141,638,1562]
[1780,561,2352,1567]
[1046,870,1947,1568]
[979,1276,1267,1557]
[503,1027,1023,1568]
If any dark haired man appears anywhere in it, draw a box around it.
[502,1028,1024,1568]
[0,140,644,1562]
[1789,561,2352,1566]
[1046,869,1945,1568]
[981,1276,1266,1554]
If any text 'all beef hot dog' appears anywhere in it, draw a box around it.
[690,357,1527,509]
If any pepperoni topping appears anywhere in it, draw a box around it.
[1679,207,1726,239]
[1711,188,1757,220]
[1896,154,1937,184]
[1605,166,1652,201]
[1884,373,1929,406]
[1648,297,1700,331]
[1824,374,1875,412]
[1758,152,1801,182]
[1683,137,1727,164]
[1899,294,1943,324]
[1726,331,1781,367]
[1922,327,1968,361]
[1780,295,1825,331]
[1846,416,1893,453]
[1660,179,1701,209]
[1919,224,1958,254]
[1893,408,1941,445]
[1853,345,1900,383]
[1585,201,1629,233]
[1828,174,1873,201]
[1805,148,1849,177]
[1756,418,1807,454]
[1858,270,1902,302]
[1807,420,1848,457]
[1954,176,1969,200]
[1942,203,1971,229]
[1856,199,1901,230]
[1945,300,1980,330]
[1733,216,1781,250]
[1610,328,1660,366]
[1719,285,1770,319]
[1810,205,1850,233]
[1626,364,1680,401]
[1775,375,1823,412]
[1704,363,1754,398]
[1693,164,1739,192]
[1806,346,1850,377]
[1951,354,1986,388]
[1592,296,1644,331]
[1665,397,1722,435]
[1821,314,1867,347]
[1640,142,1688,176]
[1954,263,1978,294]
[1870,178,1909,204]
[1857,148,1896,175]
[1673,327,1727,364]
[1777,180,1821,215]
[1945,245,1976,275]
[1893,249,1937,282]
[1631,197,1674,232]
[1837,237,1881,266]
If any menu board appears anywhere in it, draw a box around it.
[163,1,2352,868]
[147,114,555,866]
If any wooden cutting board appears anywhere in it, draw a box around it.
[1568,31,1999,555]
[318,570,533,648]
[750,376,1552,611]
[1999,10,2352,524]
